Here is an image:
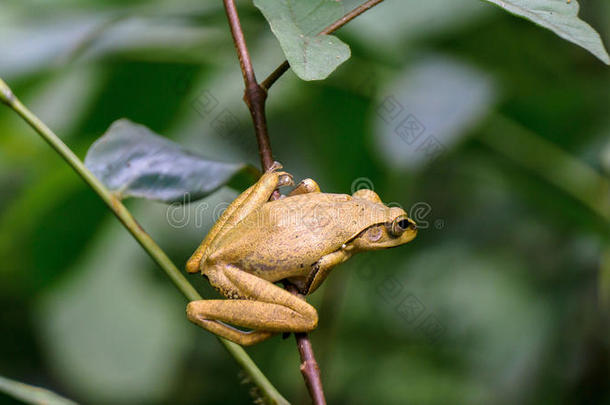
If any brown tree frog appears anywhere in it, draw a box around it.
[186,162,417,346]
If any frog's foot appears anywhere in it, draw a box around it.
[288,178,321,196]
[267,161,283,172]
[276,171,294,188]
[266,161,293,188]
[187,265,318,346]
[191,318,274,346]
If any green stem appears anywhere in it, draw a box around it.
[0,374,77,405]
[0,78,289,405]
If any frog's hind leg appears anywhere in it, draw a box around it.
[186,187,253,273]
[186,163,293,273]
[187,265,318,346]
[288,178,321,196]
[194,319,274,346]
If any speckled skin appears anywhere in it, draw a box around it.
[207,193,412,283]
[185,164,417,346]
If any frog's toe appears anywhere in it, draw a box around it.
[276,172,295,187]
[289,178,321,196]
[267,161,283,172]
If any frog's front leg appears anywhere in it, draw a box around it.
[303,249,351,295]
[187,264,318,346]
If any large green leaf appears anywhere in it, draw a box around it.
[482,0,610,64]
[254,0,351,80]
[0,375,77,405]
[84,119,247,204]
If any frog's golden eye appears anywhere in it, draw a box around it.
[388,215,414,237]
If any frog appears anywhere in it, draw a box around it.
[185,162,417,346]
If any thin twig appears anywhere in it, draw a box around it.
[261,0,386,91]
[222,0,274,171]
[0,78,289,405]
[284,284,327,405]
[261,61,290,92]
[222,1,327,404]
[320,0,385,35]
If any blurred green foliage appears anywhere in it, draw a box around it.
[0,0,609,404]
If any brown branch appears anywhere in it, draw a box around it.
[222,0,274,171]
[222,1,326,404]
[261,0,386,91]
[261,61,290,93]
[284,284,327,405]
[320,0,385,35]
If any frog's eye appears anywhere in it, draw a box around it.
[388,216,414,237]
[397,219,411,229]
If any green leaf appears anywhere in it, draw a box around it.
[0,375,77,405]
[84,119,247,204]
[254,0,351,80]
[482,0,610,64]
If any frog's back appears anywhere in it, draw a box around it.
[207,193,386,281]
